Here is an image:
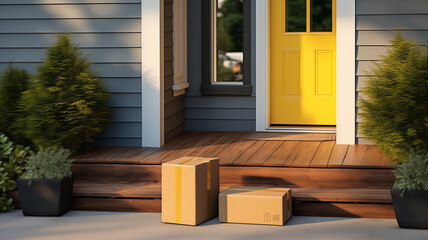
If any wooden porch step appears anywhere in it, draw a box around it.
[72,164,395,189]
[9,183,395,218]
[72,181,392,204]
[72,182,394,218]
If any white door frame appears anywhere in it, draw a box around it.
[255,0,356,144]
[141,0,165,147]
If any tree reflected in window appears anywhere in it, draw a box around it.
[216,0,243,83]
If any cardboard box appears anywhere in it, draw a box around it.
[162,157,219,225]
[219,186,292,226]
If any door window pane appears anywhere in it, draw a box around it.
[310,0,332,32]
[216,0,243,83]
[285,0,306,32]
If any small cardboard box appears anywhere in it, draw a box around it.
[162,157,219,226]
[219,186,292,226]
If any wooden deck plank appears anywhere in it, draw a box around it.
[72,164,161,182]
[188,132,242,158]
[73,181,392,203]
[342,145,370,168]
[245,141,283,166]
[126,148,162,164]
[161,132,225,162]
[220,166,395,189]
[380,152,393,168]
[134,132,209,164]
[140,132,202,164]
[292,188,391,203]
[360,145,383,168]
[215,132,256,165]
[73,198,161,213]
[328,144,349,168]
[73,147,108,160]
[108,147,151,162]
[73,181,161,198]
[232,140,266,166]
[285,142,321,167]
[263,141,300,166]
[310,141,335,168]
[73,132,388,169]
[74,147,129,162]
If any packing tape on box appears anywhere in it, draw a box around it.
[174,157,212,223]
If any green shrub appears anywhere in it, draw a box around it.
[0,134,30,211]
[393,151,428,193]
[359,34,428,163]
[0,65,30,146]
[21,148,73,181]
[20,34,111,154]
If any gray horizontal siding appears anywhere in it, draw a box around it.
[164,0,185,141]
[185,96,255,109]
[108,94,141,108]
[0,19,140,33]
[357,15,428,31]
[101,78,141,93]
[0,48,141,63]
[0,4,140,19]
[0,63,141,78]
[185,119,255,132]
[185,108,255,120]
[0,1,142,146]
[0,33,141,48]
[0,0,140,4]
[357,0,428,15]
[355,0,428,144]
[185,96,256,131]
[93,138,142,147]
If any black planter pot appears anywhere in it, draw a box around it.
[17,176,74,216]
[391,186,428,229]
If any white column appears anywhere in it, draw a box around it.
[336,0,356,144]
[255,0,268,131]
[141,0,164,147]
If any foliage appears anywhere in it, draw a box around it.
[0,65,31,146]
[21,148,73,181]
[359,34,428,163]
[217,60,236,82]
[19,34,111,154]
[217,0,243,52]
[0,134,30,211]
[393,151,428,194]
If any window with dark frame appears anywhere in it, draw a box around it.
[201,0,252,96]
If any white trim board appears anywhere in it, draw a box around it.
[141,0,165,147]
[255,0,356,144]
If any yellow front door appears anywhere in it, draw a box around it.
[270,0,336,125]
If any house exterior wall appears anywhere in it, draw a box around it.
[355,0,428,144]
[185,0,256,132]
[164,0,185,140]
[0,0,142,146]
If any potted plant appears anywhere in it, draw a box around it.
[359,33,428,228]
[390,152,428,228]
[17,148,74,216]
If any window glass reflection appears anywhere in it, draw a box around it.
[310,0,332,32]
[216,0,244,83]
[285,0,307,32]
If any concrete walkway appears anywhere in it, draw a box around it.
[0,211,427,240]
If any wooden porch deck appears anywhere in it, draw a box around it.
[12,131,396,219]
[73,131,392,168]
